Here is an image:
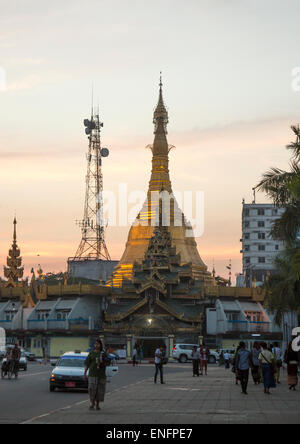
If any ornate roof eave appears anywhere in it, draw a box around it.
[136,279,167,295]
[156,298,202,322]
[105,298,148,321]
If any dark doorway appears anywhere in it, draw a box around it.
[137,338,166,359]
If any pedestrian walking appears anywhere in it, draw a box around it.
[224,352,230,369]
[42,347,47,365]
[236,342,252,395]
[138,345,143,364]
[199,343,210,375]
[232,344,242,385]
[154,346,165,384]
[284,340,299,391]
[272,342,282,384]
[191,346,200,376]
[251,342,261,385]
[259,342,276,395]
[132,346,138,367]
[84,339,108,411]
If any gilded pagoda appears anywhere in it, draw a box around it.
[109,79,213,287]
[3,218,24,288]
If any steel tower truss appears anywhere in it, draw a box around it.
[74,110,111,260]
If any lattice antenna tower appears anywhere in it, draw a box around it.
[74,103,111,260]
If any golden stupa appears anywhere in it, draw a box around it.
[110,78,213,287]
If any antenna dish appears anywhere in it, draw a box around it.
[84,119,90,127]
[101,148,109,158]
[85,127,91,135]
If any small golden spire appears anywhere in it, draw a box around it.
[4,217,24,288]
[153,72,168,136]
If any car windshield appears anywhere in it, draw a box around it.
[57,357,86,368]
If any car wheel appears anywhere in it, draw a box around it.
[50,386,55,392]
[24,366,27,371]
[208,356,216,364]
[179,354,188,363]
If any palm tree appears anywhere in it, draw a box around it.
[256,125,300,323]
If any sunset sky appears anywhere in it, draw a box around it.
[0,0,299,282]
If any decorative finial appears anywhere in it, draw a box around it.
[4,217,24,287]
[153,73,168,135]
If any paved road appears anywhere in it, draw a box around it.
[0,361,191,424]
[22,364,300,425]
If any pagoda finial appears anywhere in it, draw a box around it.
[4,217,24,288]
[13,216,17,243]
[153,73,168,136]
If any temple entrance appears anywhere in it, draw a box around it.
[134,337,166,359]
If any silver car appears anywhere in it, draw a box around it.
[49,351,118,392]
[172,344,219,364]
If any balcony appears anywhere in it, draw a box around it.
[226,320,248,332]
[249,321,270,333]
[47,319,69,330]
[27,318,91,331]
[27,319,47,330]
[225,320,271,333]
[0,320,13,330]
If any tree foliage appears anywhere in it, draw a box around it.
[256,125,300,323]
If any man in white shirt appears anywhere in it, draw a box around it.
[154,346,165,384]
[224,352,230,369]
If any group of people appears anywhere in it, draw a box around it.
[191,344,210,377]
[233,340,299,395]
[75,337,300,411]
[1,343,21,378]
[132,344,143,366]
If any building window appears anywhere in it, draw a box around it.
[244,209,250,217]
[245,245,250,251]
[258,257,265,263]
[244,221,249,228]
[272,209,278,216]
[258,232,265,240]
[245,233,250,240]
[258,245,265,251]
[246,258,250,264]
[258,221,265,227]
[258,209,265,216]
[275,245,279,250]
[34,339,41,348]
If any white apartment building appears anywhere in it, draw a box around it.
[240,201,285,287]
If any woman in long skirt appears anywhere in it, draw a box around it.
[84,340,107,410]
[259,342,276,394]
[251,342,261,385]
[284,341,299,391]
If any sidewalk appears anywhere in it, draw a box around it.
[24,366,300,424]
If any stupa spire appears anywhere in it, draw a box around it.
[4,217,24,288]
[149,75,172,193]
